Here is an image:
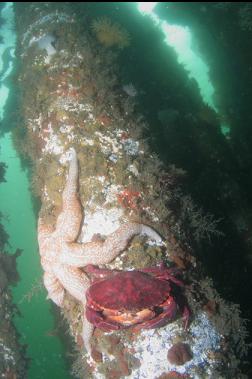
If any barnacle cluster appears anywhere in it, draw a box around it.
[91,17,130,49]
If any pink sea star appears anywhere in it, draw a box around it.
[37,148,162,352]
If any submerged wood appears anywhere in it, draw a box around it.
[14,3,248,378]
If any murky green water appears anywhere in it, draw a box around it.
[0,133,71,378]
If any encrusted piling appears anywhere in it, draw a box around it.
[14,3,248,378]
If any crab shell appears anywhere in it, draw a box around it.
[85,265,186,331]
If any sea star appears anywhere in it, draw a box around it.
[38,148,163,352]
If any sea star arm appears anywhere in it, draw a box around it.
[54,264,90,304]
[37,218,54,247]
[54,264,94,352]
[43,271,65,307]
[60,222,163,266]
[82,312,94,353]
[55,148,83,242]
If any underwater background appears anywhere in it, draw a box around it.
[0,2,252,378]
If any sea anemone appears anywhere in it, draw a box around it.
[167,343,193,366]
[91,17,130,49]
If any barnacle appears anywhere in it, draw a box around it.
[91,17,130,49]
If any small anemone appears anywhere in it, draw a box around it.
[91,17,130,49]
[167,342,193,366]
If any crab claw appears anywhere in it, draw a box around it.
[85,306,121,331]
[133,296,178,330]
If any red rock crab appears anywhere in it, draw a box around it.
[85,263,190,331]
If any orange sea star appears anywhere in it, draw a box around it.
[38,148,162,352]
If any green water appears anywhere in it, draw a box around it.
[0,133,71,379]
